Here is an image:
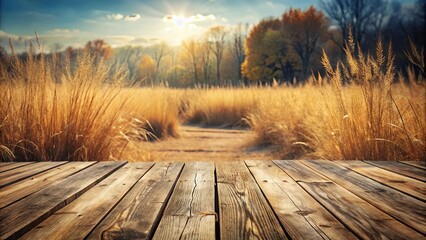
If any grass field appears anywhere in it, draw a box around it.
[0,39,424,162]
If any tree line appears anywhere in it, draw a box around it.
[137,0,425,86]
[3,0,424,86]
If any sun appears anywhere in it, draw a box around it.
[163,15,190,29]
[174,16,187,28]
[162,14,197,45]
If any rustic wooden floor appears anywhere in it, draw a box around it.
[0,160,424,240]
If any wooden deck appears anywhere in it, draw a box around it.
[0,160,424,240]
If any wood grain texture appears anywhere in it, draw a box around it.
[337,161,426,201]
[0,160,424,239]
[246,160,357,240]
[275,160,425,240]
[365,161,426,182]
[86,162,184,240]
[302,160,426,234]
[20,162,153,240]
[0,161,125,240]
[216,161,287,240]
[153,162,216,240]
[0,162,67,188]
[400,161,426,170]
[0,162,95,209]
[0,162,34,173]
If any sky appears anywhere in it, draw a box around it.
[0,0,417,52]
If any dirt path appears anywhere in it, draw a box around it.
[140,125,277,161]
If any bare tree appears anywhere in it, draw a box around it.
[200,39,212,84]
[282,7,329,79]
[182,39,200,84]
[167,47,179,85]
[230,24,246,81]
[320,0,385,49]
[207,26,227,85]
[148,42,169,84]
[111,46,145,85]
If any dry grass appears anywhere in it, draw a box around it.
[119,88,182,141]
[0,42,129,161]
[0,41,181,162]
[249,36,425,160]
[1,34,424,162]
[183,87,258,127]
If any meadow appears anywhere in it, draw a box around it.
[0,38,424,162]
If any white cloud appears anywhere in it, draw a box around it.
[124,14,140,21]
[107,13,124,20]
[189,14,216,22]
[107,13,140,21]
[163,14,216,28]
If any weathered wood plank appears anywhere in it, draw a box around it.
[246,160,357,240]
[153,162,216,240]
[216,161,287,240]
[274,160,424,240]
[86,162,184,240]
[0,162,34,173]
[365,160,426,182]
[400,161,426,170]
[0,162,95,209]
[337,161,426,201]
[302,160,426,234]
[0,162,67,188]
[0,161,125,240]
[0,162,12,166]
[20,162,153,240]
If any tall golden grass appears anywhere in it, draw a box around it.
[0,34,424,162]
[249,36,425,160]
[119,88,181,141]
[0,40,131,161]
[183,87,258,127]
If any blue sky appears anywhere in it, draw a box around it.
[0,0,416,52]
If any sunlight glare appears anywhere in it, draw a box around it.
[175,16,186,28]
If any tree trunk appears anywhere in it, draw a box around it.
[216,58,221,85]
[193,63,198,84]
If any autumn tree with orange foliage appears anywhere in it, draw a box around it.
[85,39,113,61]
[242,18,287,84]
[243,7,329,84]
[282,6,328,78]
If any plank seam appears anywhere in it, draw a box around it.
[0,162,97,210]
[334,161,425,201]
[214,163,220,240]
[0,162,35,174]
[364,161,426,182]
[300,160,426,235]
[0,162,69,188]
[398,161,426,170]
[274,160,362,240]
[84,162,156,239]
[243,161,293,240]
[4,162,128,240]
[148,162,185,239]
